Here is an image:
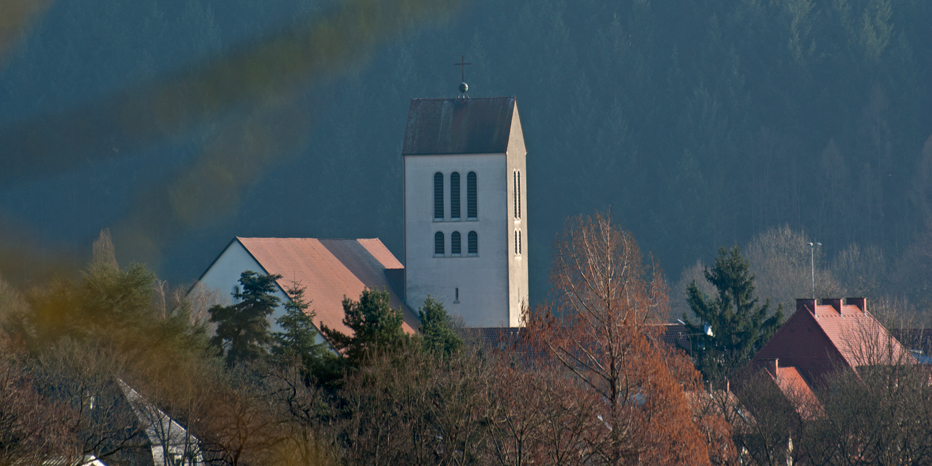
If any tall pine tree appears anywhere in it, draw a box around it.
[271,280,331,378]
[209,271,281,366]
[684,246,783,384]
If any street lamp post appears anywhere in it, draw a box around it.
[808,241,821,299]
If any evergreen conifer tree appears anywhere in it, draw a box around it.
[684,246,783,384]
[418,296,462,359]
[271,280,331,376]
[209,271,281,366]
[320,288,409,367]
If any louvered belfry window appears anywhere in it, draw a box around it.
[452,231,462,255]
[435,232,445,255]
[450,172,461,219]
[468,231,478,255]
[467,172,477,219]
[434,172,444,220]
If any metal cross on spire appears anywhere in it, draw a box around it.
[454,55,471,95]
[454,55,471,82]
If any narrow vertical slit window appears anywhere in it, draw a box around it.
[514,231,518,255]
[434,172,444,220]
[435,232,445,256]
[513,170,518,219]
[450,172,461,219]
[517,170,521,219]
[454,287,460,303]
[518,230,522,254]
[467,171,477,219]
[468,231,478,255]
[451,231,461,255]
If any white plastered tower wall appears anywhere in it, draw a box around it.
[402,97,528,327]
[505,105,528,323]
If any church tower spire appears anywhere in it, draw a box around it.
[402,96,528,327]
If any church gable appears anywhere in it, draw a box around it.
[198,237,418,338]
[402,97,517,155]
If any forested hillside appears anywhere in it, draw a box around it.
[1,0,930,308]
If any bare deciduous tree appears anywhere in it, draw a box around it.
[744,225,842,310]
[533,211,734,465]
[333,344,491,466]
[0,334,79,465]
[31,340,150,464]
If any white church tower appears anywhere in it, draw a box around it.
[402,95,528,327]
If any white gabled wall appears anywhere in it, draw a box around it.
[195,240,326,342]
[197,240,265,308]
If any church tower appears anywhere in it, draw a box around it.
[402,96,528,327]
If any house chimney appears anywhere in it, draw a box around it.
[766,358,779,377]
[823,298,842,314]
[797,298,816,316]
[846,297,867,314]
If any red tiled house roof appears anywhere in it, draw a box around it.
[750,298,913,402]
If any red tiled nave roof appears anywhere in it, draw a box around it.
[236,237,418,337]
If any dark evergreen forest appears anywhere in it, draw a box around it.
[1,0,930,309]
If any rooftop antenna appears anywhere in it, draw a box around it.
[454,55,471,98]
[808,241,821,299]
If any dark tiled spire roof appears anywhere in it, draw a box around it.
[402,97,517,155]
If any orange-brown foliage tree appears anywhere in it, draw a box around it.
[528,212,734,465]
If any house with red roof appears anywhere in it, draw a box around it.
[749,297,914,413]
